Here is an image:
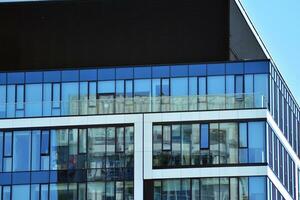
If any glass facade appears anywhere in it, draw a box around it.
[152,176,269,200]
[0,126,134,200]
[153,121,266,168]
[0,61,269,118]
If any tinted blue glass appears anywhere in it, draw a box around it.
[249,177,266,200]
[116,67,133,79]
[134,67,151,78]
[152,66,170,78]
[207,76,225,94]
[189,78,197,95]
[31,171,49,184]
[134,79,151,96]
[25,72,43,83]
[170,65,188,77]
[3,186,11,200]
[239,123,248,148]
[98,81,115,94]
[198,77,206,95]
[244,61,269,74]
[32,131,41,170]
[207,63,225,75]
[44,71,61,82]
[4,132,12,156]
[0,132,2,172]
[0,173,11,184]
[62,70,79,82]
[25,84,43,117]
[12,172,30,184]
[61,82,79,114]
[254,74,268,107]
[200,124,209,149]
[0,86,6,118]
[41,131,50,154]
[13,131,31,171]
[248,122,265,163]
[226,62,244,74]
[12,185,30,200]
[98,68,115,80]
[189,64,206,76]
[7,72,24,84]
[80,69,97,81]
[0,73,7,84]
[236,76,244,93]
[226,76,234,93]
[171,78,188,96]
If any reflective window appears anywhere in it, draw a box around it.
[248,122,265,163]
[134,67,151,78]
[44,71,61,82]
[62,70,79,82]
[98,68,115,80]
[116,68,133,79]
[25,84,43,117]
[171,78,188,96]
[200,124,209,149]
[207,76,225,94]
[170,65,188,77]
[12,185,30,200]
[249,177,266,200]
[7,73,24,84]
[152,66,169,78]
[25,72,43,83]
[207,63,225,75]
[245,61,269,74]
[31,131,41,171]
[134,79,151,96]
[226,62,244,74]
[80,69,97,81]
[189,64,206,76]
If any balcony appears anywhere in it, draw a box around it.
[0,93,267,118]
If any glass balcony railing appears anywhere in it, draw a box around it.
[0,93,267,118]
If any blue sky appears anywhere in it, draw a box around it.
[241,0,300,103]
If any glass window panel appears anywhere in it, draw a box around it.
[3,157,12,172]
[62,70,79,82]
[230,178,238,200]
[200,124,209,149]
[69,129,78,169]
[191,124,200,165]
[210,123,219,164]
[12,185,30,200]
[4,132,12,156]
[182,179,191,200]
[50,130,68,170]
[161,79,170,96]
[88,128,106,168]
[171,78,188,96]
[248,122,266,163]
[125,181,134,199]
[171,125,181,166]
[207,76,225,94]
[220,178,229,200]
[239,123,248,148]
[163,126,171,151]
[7,72,25,84]
[41,156,49,170]
[61,82,79,114]
[116,127,125,152]
[153,125,162,166]
[125,126,134,154]
[201,178,219,200]
[31,184,40,200]
[198,77,206,95]
[226,76,234,94]
[189,77,197,96]
[207,63,225,75]
[44,71,61,82]
[25,84,43,117]
[43,83,52,116]
[87,182,105,200]
[0,85,6,118]
[32,130,41,171]
[98,81,115,94]
[249,177,266,200]
[79,183,86,200]
[50,183,69,200]
[16,84,25,110]
[79,129,87,154]
[134,79,151,96]
[189,64,206,76]
[98,68,115,80]
[41,130,50,155]
[226,62,244,74]
[162,180,181,200]
[116,68,133,79]
[219,123,238,164]
[152,66,170,78]
[182,125,192,165]
[106,182,115,199]
[80,69,97,81]
[125,80,133,97]
[134,66,151,78]
[52,83,61,108]
[0,132,2,172]
[0,73,6,84]
[192,179,200,200]
[41,185,49,200]
[254,74,268,108]
[245,75,254,93]
[13,131,31,171]
[69,183,78,200]
[7,85,16,117]
[25,72,43,83]
[152,79,161,97]
[3,186,11,200]
[170,65,188,77]
[106,127,115,168]
[236,75,244,94]
[116,80,124,97]
[245,61,269,74]
[239,177,249,200]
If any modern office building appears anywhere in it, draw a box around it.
[0,0,299,200]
